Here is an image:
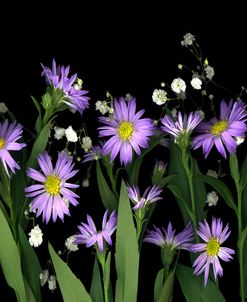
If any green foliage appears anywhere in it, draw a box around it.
[176,264,226,302]
[48,243,92,302]
[115,181,139,302]
[0,208,27,302]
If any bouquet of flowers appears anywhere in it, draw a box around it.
[0,32,246,302]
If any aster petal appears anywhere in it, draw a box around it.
[214,138,227,158]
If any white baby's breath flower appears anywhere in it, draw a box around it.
[48,275,57,291]
[196,110,205,119]
[178,64,183,70]
[39,269,49,287]
[152,89,168,105]
[160,82,166,87]
[171,78,186,94]
[54,126,65,140]
[205,65,215,80]
[209,94,214,100]
[28,225,43,247]
[206,191,219,206]
[82,177,89,187]
[65,235,79,252]
[235,136,245,145]
[171,108,177,118]
[125,93,133,101]
[63,197,70,208]
[0,102,8,113]
[181,33,195,47]
[65,126,78,142]
[95,101,109,115]
[206,169,218,178]
[191,77,202,90]
[81,136,92,152]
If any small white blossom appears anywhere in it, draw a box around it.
[65,235,79,252]
[54,126,65,140]
[95,101,109,115]
[171,108,177,118]
[201,90,207,96]
[81,136,92,152]
[171,78,186,94]
[178,64,183,70]
[28,225,43,247]
[152,89,168,105]
[206,191,219,206]
[65,126,78,142]
[181,33,195,47]
[63,198,70,208]
[108,107,114,114]
[106,91,111,98]
[82,177,89,187]
[39,269,49,287]
[160,82,166,87]
[125,93,133,101]
[206,169,218,178]
[235,136,245,145]
[0,102,8,113]
[191,77,202,90]
[196,110,205,119]
[209,94,214,100]
[48,275,57,291]
[205,65,215,80]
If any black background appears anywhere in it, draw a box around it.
[1,2,246,301]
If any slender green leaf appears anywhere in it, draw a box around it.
[158,268,175,302]
[126,134,163,185]
[158,175,177,189]
[240,155,247,190]
[48,242,92,302]
[154,269,164,302]
[104,251,112,301]
[191,158,207,221]
[18,225,42,302]
[238,225,247,298]
[96,161,118,211]
[176,264,226,302]
[26,119,54,169]
[196,175,237,213]
[0,208,27,302]
[90,257,104,302]
[24,276,36,302]
[229,154,240,182]
[167,184,192,222]
[168,142,191,223]
[115,181,139,302]
[31,96,42,134]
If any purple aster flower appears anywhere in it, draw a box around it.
[161,111,203,140]
[98,97,154,166]
[25,151,79,223]
[127,184,163,211]
[0,119,26,177]
[193,100,247,158]
[191,218,235,287]
[143,222,193,251]
[41,59,90,115]
[75,210,117,253]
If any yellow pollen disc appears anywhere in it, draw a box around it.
[211,120,228,136]
[118,121,134,141]
[206,237,220,256]
[0,138,5,149]
[45,175,61,195]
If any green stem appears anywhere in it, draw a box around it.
[181,150,198,242]
[236,183,245,302]
[97,250,109,302]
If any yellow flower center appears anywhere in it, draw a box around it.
[118,121,134,141]
[206,237,220,256]
[45,175,61,195]
[211,120,228,136]
[0,138,5,149]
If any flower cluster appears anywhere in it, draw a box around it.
[0,33,245,302]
